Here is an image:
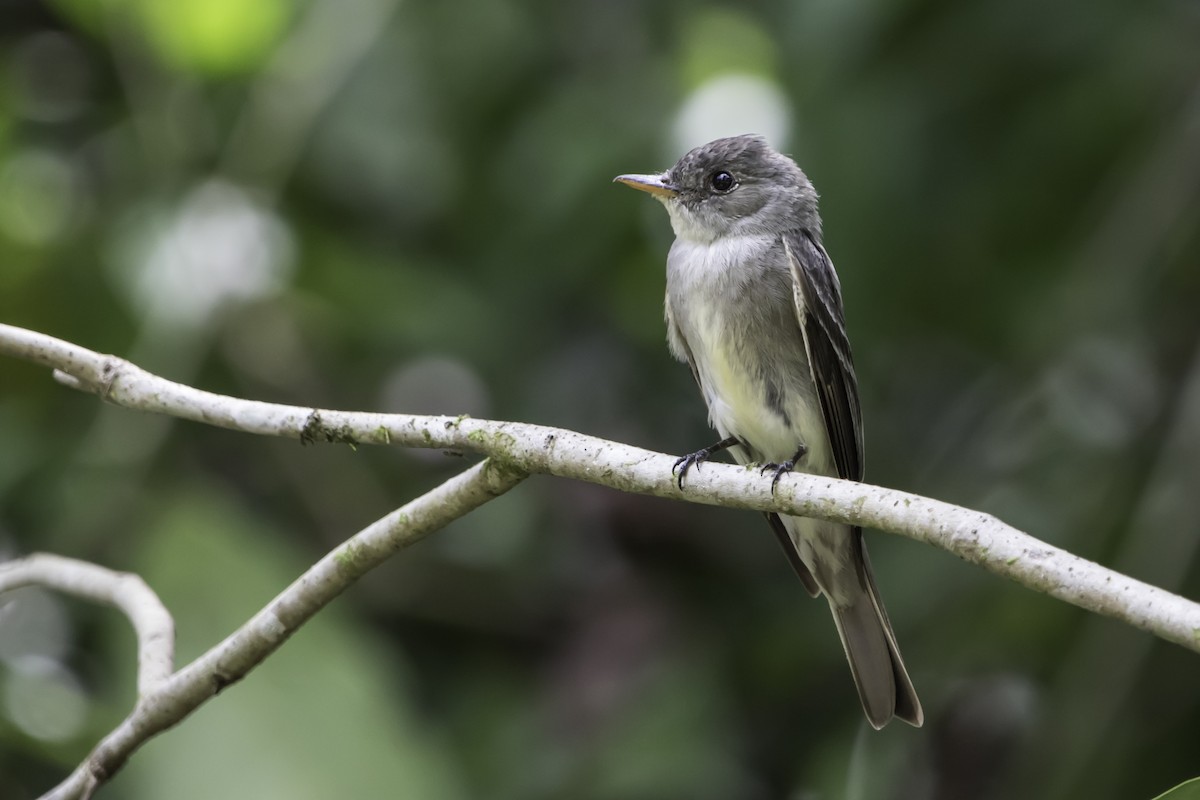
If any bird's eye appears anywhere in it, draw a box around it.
[710,171,735,192]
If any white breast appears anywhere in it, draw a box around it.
[666,234,825,466]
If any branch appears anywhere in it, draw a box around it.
[2,323,1199,654]
[0,555,174,695]
[34,458,523,800]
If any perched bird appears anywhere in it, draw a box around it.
[615,134,922,729]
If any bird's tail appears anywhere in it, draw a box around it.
[826,546,923,729]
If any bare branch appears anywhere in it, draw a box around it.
[9,323,1200,652]
[32,457,524,800]
[3,322,1199,654]
[4,321,1200,797]
[0,554,174,695]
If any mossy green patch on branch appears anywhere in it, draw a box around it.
[482,458,527,488]
[851,495,867,517]
[466,428,517,456]
[334,542,369,577]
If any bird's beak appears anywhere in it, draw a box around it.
[613,172,678,198]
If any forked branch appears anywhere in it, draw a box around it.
[1,322,1198,799]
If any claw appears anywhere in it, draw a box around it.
[673,450,708,490]
[759,460,794,493]
[759,444,808,494]
[672,436,740,490]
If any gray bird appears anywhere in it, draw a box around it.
[615,134,922,729]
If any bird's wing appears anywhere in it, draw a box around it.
[764,511,822,596]
[664,294,702,388]
[784,231,863,482]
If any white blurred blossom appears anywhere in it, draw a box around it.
[673,74,792,157]
[107,180,295,328]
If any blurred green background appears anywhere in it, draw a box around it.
[1,0,1199,798]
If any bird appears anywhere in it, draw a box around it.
[614,134,922,729]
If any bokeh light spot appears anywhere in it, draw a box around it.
[106,180,295,329]
[3,656,88,743]
[53,0,292,76]
[672,73,792,156]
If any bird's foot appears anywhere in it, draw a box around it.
[759,444,808,494]
[672,436,739,490]
[672,451,709,489]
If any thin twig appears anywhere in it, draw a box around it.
[34,457,524,800]
[0,554,174,695]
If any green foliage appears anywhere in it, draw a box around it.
[52,0,291,75]
[679,9,779,88]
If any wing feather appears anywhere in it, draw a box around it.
[664,295,702,387]
[783,231,863,482]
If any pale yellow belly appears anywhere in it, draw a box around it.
[699,339,799,465]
